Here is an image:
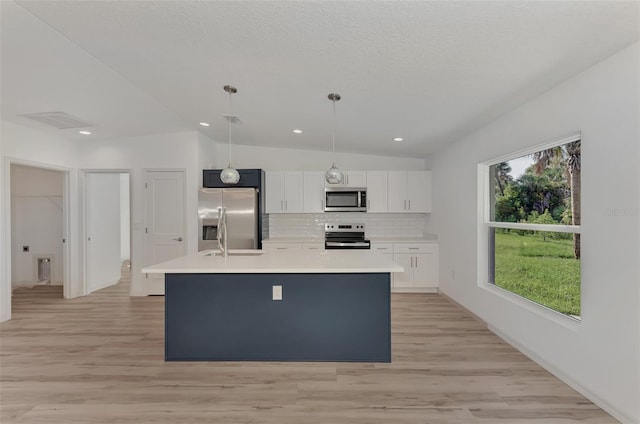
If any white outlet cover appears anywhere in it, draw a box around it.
[272,285,282,301]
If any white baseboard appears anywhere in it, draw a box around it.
[489,324,636,424]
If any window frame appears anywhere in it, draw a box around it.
[477,132,582,326]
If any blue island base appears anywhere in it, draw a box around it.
[165,272,391,362]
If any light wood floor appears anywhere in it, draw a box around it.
[1,271,617,423]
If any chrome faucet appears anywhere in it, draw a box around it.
[217,206,228,258]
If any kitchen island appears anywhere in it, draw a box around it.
[142,249,403,362]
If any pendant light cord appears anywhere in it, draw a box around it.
[227,90,232,167]
[332,97,336,166]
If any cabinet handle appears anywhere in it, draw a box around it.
[276,247,287,250]
[408,247,419,250]
[280,200,283,211]
[415,256,418,267]
[410,257,413,267]
[285,200,288,211]
[408,199,411,210]
[403,200,407,210]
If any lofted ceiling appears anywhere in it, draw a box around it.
[1,1,638,158]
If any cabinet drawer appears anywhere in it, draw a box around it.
[303,242,324,250]
[262,242,302,251]
[393,243,436,254]
[371,242,393,253]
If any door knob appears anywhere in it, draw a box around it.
[172,237,183,242]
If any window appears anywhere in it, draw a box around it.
[483,135,581,318]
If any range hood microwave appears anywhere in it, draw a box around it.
[324,187,367,212]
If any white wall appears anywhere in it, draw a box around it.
[217,143,426,171]
[10,164,64,286]
[428,43,639,423]
[86,173,122,292]
[197,132,217,186]
[1,121,80,321]
[77,131,199,296]
[0,131,5,320]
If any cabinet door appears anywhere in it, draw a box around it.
[412,253,434,287]
[265,171,284,213]
[406,171,430,213]
[387,171,407,213]
[366,171,388,213]
[303,171,325,213]
[283,172,304,213]
[346,171,367,187]
[393,253,413,288]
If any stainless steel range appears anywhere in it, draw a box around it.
[324,223,371,250]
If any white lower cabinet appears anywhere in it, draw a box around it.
[371,241,439,292]
[393,243,439,290]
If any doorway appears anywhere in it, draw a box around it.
[144,170,186,295]
[9,164,68,300]
[84,171,131,294]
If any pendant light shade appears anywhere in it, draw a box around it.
[220,166,240,184]
[325,164,344,185]
[325,93,344,184]
[220,85,240,185]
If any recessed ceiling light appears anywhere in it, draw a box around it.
[199,122,210,127]
[78,130,92,135]
[392,137,404,142]
[293,129,303,134]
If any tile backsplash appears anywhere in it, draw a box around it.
[266,213,427,238]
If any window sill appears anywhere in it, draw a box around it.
[479,281,582,331]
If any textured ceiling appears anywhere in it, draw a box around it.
[2,1,638,157]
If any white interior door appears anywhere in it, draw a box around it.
[86,173,123,293]
[145,170,186,295]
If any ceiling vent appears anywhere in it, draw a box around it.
[20,112,93,129]
[223,115,243,125]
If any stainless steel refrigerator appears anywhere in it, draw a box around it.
[198,188,259,251]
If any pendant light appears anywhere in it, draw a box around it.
[220,85,240,184]
[325,93,344,184]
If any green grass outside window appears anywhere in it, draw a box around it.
[494,231,581,316]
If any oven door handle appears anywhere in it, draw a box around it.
[325,241,371,247]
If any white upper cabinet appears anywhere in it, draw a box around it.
[387,171,431,213]
[345,171,367,187]
[387,171,408,213]
[303,171,325,213]
[366,171,388,213]
[267,170,430,214]
[324,170,367,188]
[406,171,431,213]
[265,171,304,213]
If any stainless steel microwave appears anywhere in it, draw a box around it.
[324,187,367,212]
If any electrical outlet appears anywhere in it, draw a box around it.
[272,285,282,301]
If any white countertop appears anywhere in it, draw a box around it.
[262,237,324,243]
[142,249,404,274]
[263,234,438,243]
[369,234,439,242]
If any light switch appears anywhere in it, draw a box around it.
[272,285,282,301]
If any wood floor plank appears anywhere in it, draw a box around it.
[0,271,618,423]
